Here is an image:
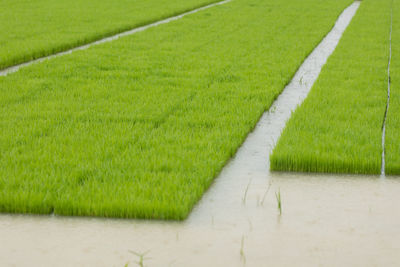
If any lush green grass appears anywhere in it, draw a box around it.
[271,0,392,174]
[385,0,399,175]
[0,0,223,70]
[0,0,352,219]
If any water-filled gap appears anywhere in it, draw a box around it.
[0,0,231,77]
[188,1,361,222]
[381,1,393,176]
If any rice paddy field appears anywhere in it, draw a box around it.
[3,0,400,265]
[270,0,393,174]
[0,0,222,69]
[385,0,400,175]
[0,0,354,219]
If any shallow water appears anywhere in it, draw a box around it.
[381,2,393,175]
[1,174,399,267]
[2,2,399,267]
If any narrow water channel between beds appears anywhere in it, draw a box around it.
[0,0,231,77]
[2,2,400,266]
[381,1,393,175]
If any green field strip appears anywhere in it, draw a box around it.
[0,0,224,70]
[270,0,392,174]
[385,0,399,175]
[0,0,352,219]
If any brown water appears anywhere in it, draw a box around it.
[2,2,399,267]
[1,174,399,267]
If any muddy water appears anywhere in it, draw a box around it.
[2,2,400,267]
[1,174,399,267]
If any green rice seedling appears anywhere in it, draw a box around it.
[129,250,150,267]
[0,0,353,219]
[240,235,246,264]
[260,181,272,206]
[0,0,223,70]
[242,179,252,205]
[271,0,392,174]
[385,0,400,175]
[275,189,282,215]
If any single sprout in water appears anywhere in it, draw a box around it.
[242,179,252,204]
[129,250,151,267]
[240,235,246,264]
[275,189,282,215]
[260,181,272,206]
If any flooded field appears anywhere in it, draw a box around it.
[1,174,399,266]
[1,1,399,266]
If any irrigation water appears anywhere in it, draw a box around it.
[2,2,400,266]
[381,0,393,176]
